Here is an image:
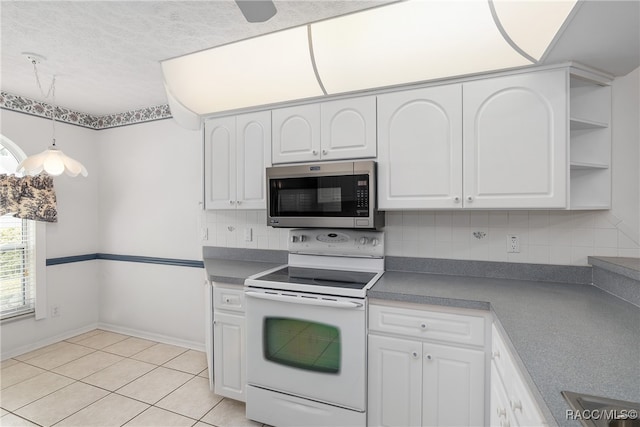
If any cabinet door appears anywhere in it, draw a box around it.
[272,104,321,164]
[236,111,271,209]
[377,85,463,210]
[368,335,422,427]
[491,362,514,427]
[463,70,567,208]
[422,342,485,427]
[213,311,245,401]
[321,96,376,161]
[204,117,236,209]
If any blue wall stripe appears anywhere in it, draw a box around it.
[46,254,98,266]
[46,253,204,268]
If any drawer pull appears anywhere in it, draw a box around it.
[420,323,427,330]
[497,407,507,418]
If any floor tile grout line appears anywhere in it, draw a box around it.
[2,330,218,427]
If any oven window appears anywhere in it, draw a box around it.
[263,317,340,374]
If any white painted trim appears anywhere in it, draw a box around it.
[0,323,98,360]
[97,323,205,352]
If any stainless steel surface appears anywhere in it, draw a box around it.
[562,391,640,427]
[266,160,384,229]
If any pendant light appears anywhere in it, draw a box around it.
[17,54,88,178]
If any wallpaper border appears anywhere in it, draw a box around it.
[0,91,172,130]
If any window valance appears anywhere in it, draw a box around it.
[0,174,57,223]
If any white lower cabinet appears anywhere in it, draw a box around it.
[490,324,547,427]
[212,283,246,402]
[368,302,487,427]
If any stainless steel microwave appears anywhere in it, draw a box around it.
[266,160,384,229]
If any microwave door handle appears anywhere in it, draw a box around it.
[244,291,363,309]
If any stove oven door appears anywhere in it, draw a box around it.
[245,288,366,412]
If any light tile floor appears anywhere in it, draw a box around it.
[0,330,264,427]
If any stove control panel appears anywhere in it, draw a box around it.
[288,228,384,258]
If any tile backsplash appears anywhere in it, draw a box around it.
[201,210,640,266]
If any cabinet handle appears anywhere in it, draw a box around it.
[229,200,235,205]
[236,200,242,205]
[466,195,473,202]
[510,399,523,412]
[322,149,328,155]
[453,196,461,203]
[312,150,318,155]
[425,354,432,360]
[492,350,501,360]
[497,407,507,418]
[420,323,427,330]
[501,419,511,427]
[411,351,419,359]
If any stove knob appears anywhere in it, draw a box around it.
[371,238,380,247]
[290,235,299,243]
[359,237,369,245]
[299,235,307,242]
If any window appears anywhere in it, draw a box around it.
[263,317,341,374]
[1,136,45,321]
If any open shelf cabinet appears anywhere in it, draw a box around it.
[569,70,612,209]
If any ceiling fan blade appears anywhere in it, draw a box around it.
[235,0,277,23]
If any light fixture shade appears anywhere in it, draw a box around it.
[17,147,88,177]
[160,0,578,119]
[161,26,324,115]
[492,0,579,61]
[311,1,533,94]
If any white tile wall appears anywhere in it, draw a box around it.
[202,210,640,266]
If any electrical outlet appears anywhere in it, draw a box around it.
[201,227,209,241]
[244,227,253,242]
[51,305,60,317]
[507,234,520,253]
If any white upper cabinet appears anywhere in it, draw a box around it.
[272,96,376,164]
[272,104,321,164]
[205,117,236,210]
[236,112,272,209]
[377,84,463,210]
[204,111,271,210]
[463,69,567,209]
[320,96,377,161]
[379,68,575,210]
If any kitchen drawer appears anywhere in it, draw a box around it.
[213,283,245,313]
[369,303,485,347]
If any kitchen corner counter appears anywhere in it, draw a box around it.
[203,258,284,285]
[369,270,640,427]
[202,246,287,285]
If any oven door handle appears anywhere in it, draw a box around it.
[244,291,363,309]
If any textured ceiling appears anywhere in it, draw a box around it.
[1,0,390,116]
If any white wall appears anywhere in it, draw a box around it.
[611,67,640,247]
[96,119,205,347]
[1,110,100,358]
[202,67,640,266]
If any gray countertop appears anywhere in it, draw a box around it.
[204,254,639,427]
[589,256,640,281]
[203,258,284,285]
[371,271,640,427]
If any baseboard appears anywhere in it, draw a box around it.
[97,323,206,352]
[1,323,99,360]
